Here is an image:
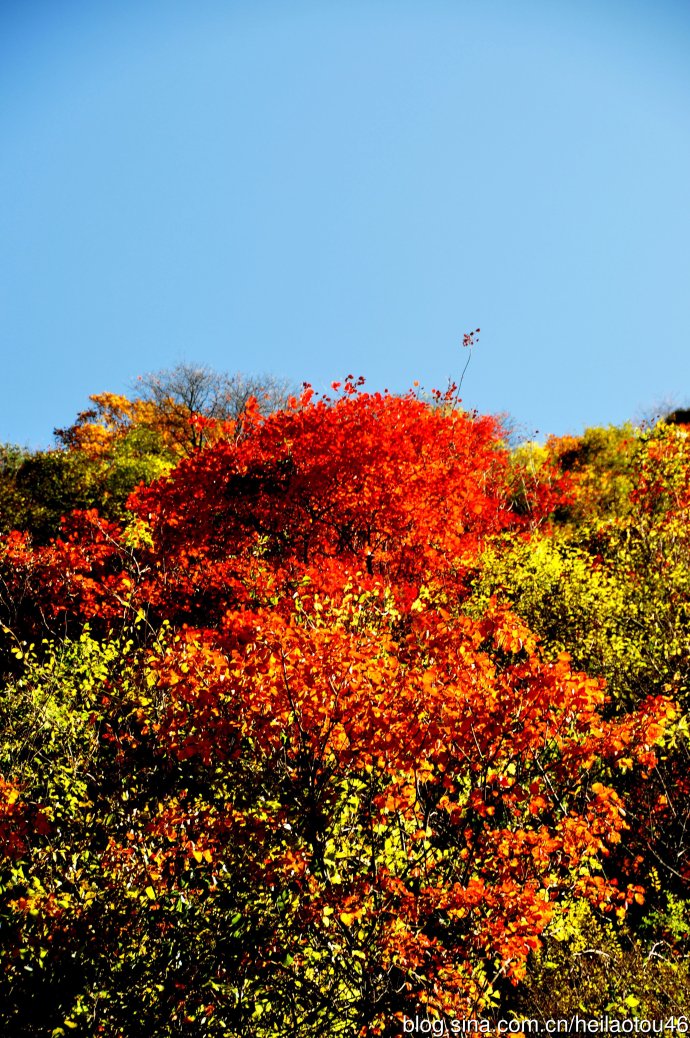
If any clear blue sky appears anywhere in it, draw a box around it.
[2,0,690,446]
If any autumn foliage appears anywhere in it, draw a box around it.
[0,380,686,1035]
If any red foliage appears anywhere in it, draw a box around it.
[128,386,549,622]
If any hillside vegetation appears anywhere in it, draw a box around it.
[1,373,688,1036]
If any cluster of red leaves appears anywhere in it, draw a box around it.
[0,777,49,860]
[131,388,526,607]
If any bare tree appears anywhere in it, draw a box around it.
[133,363,296,453]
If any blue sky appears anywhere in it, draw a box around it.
[2,0,689,446]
